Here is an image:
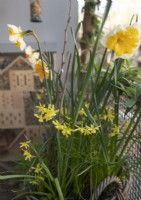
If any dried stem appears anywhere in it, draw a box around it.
[60,0,72,76]
[60,53,72,110]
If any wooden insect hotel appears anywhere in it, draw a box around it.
[0,56,47,160]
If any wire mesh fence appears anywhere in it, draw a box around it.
[119,96,141,199]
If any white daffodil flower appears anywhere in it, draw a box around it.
[25,46,40,66]
[7,24,24,43]
[15,38,26,51]
[8,24,27,51]
[25,45,33,56]
[28,52,40,65]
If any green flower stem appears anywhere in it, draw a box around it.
[97,66,114,106]
[41,162,54,182]
[95,48,107,88]
[100,58,123,111]
[29,91,36,107]
[101,86,112,111]
[60,53,72,110]
[70,26,81,94]
[73,0,112,125]
[114,91,120,126]
[43,181,57,197]
[96,64,110,95]
[114,58,123,84]
[56,131,63,182]
[112,90,120,160]
[61,134,74,190]
[30,143,54,182]
[90,64,110,111]
[0,174,35,180]
[54,178,65,200]
[89,137,93,198]
[12,192,49,200]
[83,105,109,165]
[56,55,72,182]
[70,49,76,118]
[31,31,52,104]
[31,143,64,199]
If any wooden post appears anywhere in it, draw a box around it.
[80,0,101,66]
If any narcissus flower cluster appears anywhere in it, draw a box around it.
[74,124,100,136]
[52,120,100,137]
[53,120,73,137]
[20,140,34,161]
[7,24,49,81]
[34,103,59,122]
[8,24,26,51]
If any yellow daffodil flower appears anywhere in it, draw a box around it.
[103,23,141,59]
[61,124,72,137]
[20,140,31,149]
[34,113,44,122]
[111,125,120,137]
[94,114,98,120]
[85,102,90,108]
[30,180,38,185]
[52,120,64,130]
[34,59,49,81]
[100,114,107,121]
[75,125,90,135]
[79,103,89,117]
[107,109,115,122]
[32,163,43,174]
[75,124,100,136]
[36,93,42,100]
[86,124,100,134]
[53,120,73,137]
[79,108,87,117]
[30,176,44,185]
[43,104,59,121]
[34,104,59,122]
[23,150,34,161]
[36,103,46,114]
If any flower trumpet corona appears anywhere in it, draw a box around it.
[34,59,49,81]
[103,23,141,59]
[15,37,26,51]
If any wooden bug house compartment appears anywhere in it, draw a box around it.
[0,55,44,161]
